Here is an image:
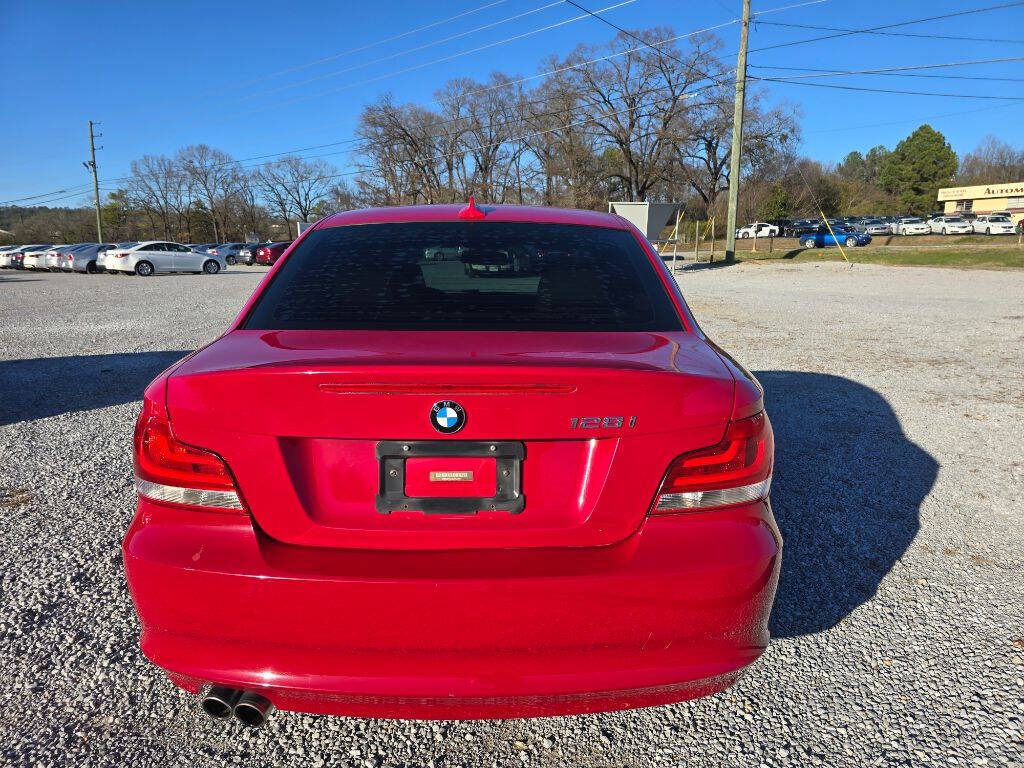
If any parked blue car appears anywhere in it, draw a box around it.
[799,228,871,248]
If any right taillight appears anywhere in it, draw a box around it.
[132,399,245,512]
[652,412,773,513]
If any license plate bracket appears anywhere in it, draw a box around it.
[375,440,525,515]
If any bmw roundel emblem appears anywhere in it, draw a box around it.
[430,400,466,434]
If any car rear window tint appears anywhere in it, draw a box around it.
[243,221,682,332]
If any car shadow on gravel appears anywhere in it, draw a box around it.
[756,370,939,638]
[0,351,190,427]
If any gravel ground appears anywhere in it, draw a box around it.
[0,263,1021,767]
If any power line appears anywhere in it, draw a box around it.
[272,0,824,113]
[750,56,1024,82]
[752,66,1024,84]
[235,0,570,103]
[748,1,1024,54]
[235,0,641,116]
[0,187,93,205]
[804,101,1022,134]
[2,186,116,208]
[563,0,691,67]
[751,76,1024,100]
[229,0,513,89]
[753,19,1024,46]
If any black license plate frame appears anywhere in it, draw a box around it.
[375,440,525,515]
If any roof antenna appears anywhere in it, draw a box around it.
[458,196,486,221]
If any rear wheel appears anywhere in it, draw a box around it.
[135,261,154,277]
[226,256,236,265]
[986,227,991,235]
[87,261,98,274]
[203,259,220,274]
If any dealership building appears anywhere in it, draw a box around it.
[937,181,1024,224]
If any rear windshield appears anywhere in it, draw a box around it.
[243,221,682,332]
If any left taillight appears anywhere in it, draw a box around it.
[651,411,773,513]
[132,398,245,512]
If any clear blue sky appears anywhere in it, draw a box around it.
[2,0,1022,205]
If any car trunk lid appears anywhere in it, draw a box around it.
[166,330,736,550]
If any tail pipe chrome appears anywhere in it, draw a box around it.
[233,691,274,728]
[200,685,242,720]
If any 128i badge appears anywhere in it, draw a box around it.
[430,400,466,434]
[570,416,637,429]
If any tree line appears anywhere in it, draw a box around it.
[2,27,1022,245]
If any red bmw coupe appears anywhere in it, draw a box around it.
[123,200,780,726]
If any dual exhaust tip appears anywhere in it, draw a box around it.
[201,686,274,728]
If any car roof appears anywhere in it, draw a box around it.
[319,203,630,230]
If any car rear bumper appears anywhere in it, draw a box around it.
[123,497,781,719]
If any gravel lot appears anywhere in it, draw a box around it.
[1,263,1021,767]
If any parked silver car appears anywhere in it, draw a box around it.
[102,241,228,276]
[235,243,267,265]
[61,243,117,273]
[208,242,251,265]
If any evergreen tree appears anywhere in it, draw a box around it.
[878,125,957,215]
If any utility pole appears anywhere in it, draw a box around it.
[724,0,751,263]
[86,120,103,242]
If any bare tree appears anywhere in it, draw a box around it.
[231,171,271,240]
[441,75,527,203]
[522,67,603,208]
[562,28,706,201]
[127,155,191,239]
[957,136,1024,185]
[177,145,240,242]
[669,93,798,218]
[254,156,337,224]
[355,96,458,204]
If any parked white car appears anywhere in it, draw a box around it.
[928,216,973,235]
[98,242,138,272]
[21,244,62,269]
[102,241,228,276]
[735,222,780,238]
[893,218,930,236]
[0,245,20,268]
[971,214,1016,235]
